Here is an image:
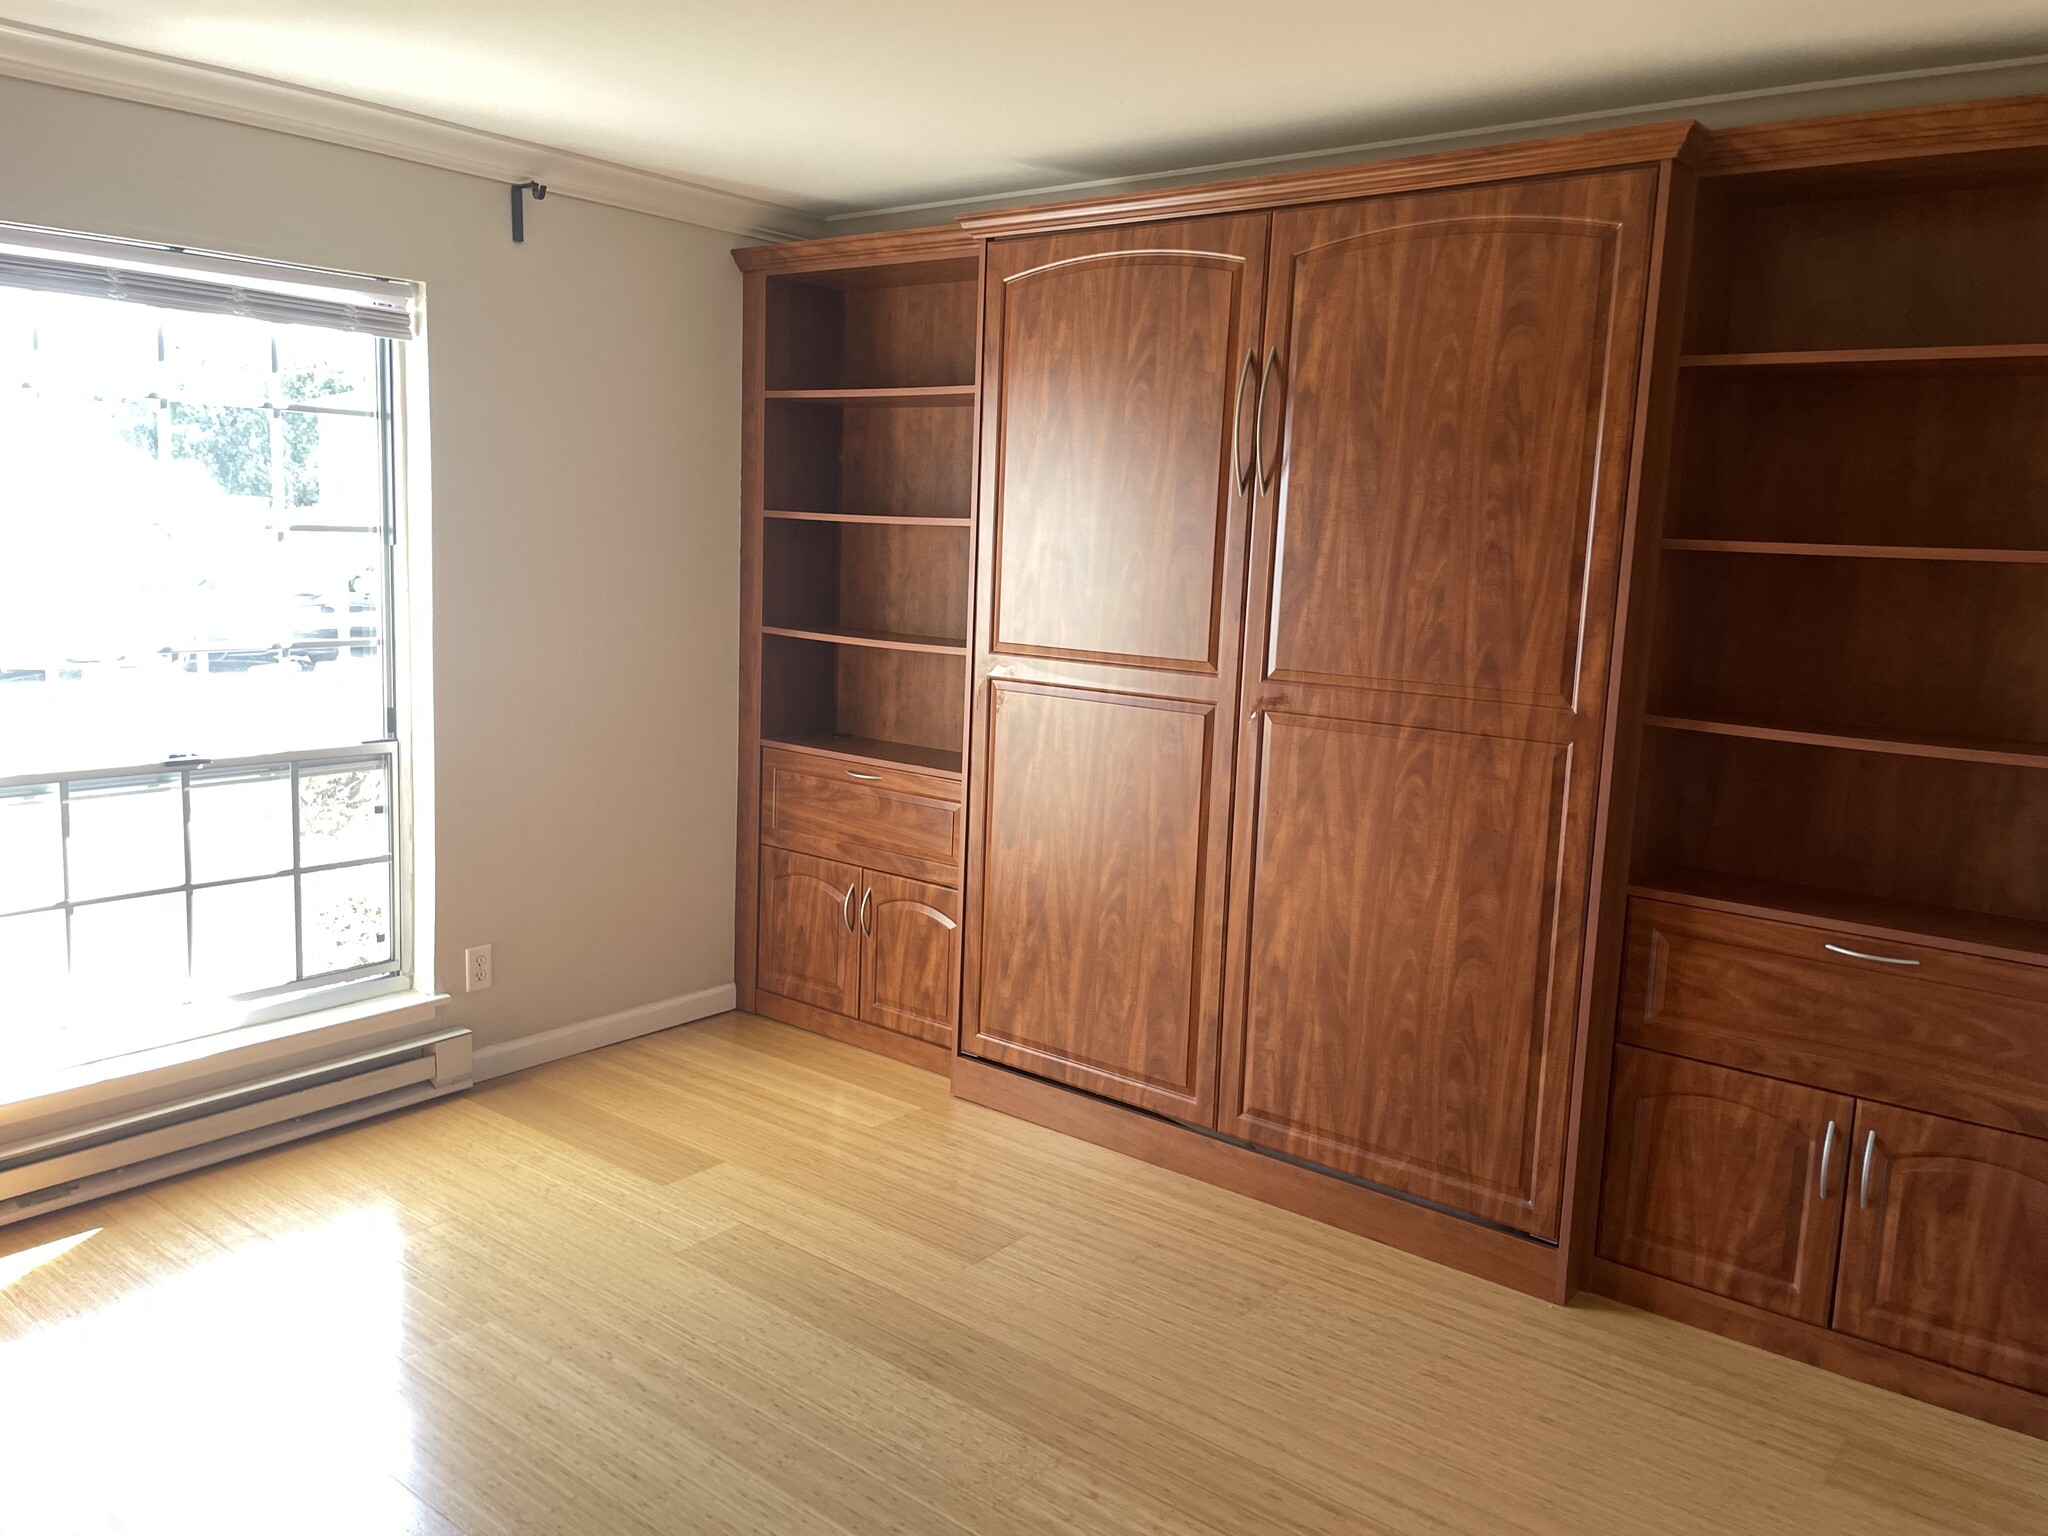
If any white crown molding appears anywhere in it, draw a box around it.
[0,18,825,241]
[829,50,2048,231]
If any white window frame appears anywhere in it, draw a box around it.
[0,225,440,1110]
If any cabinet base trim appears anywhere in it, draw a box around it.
[1585,1258,2048,1441]
[754,990,953,1074]
[951,1054,1562,1299]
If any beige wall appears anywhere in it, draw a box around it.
[0,74,741,1054]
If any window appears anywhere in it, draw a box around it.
[0,230,419,1080]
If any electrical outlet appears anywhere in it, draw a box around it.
[465,944,493,992]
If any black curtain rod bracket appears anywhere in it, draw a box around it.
[511,180,548,243]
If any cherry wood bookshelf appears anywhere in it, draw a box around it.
[735,232,982,1059]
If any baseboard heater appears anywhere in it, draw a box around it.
[0,1029,472,1226]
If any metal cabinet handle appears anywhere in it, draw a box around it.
[859,885,873,937]
[1229,348,1257,494]
[841,881,857,932]
[1825,943,1919,967]
[1253,348,1281,493]
[845,770,884,781]
[1819,1119,1839,1200]
[1859,1130,1878,1210]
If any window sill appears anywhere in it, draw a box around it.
[0,986,451,1143]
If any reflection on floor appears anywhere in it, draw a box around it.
[3,1011,2044,1535]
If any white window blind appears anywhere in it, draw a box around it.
[0,223,418,339]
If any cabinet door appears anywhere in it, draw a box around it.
[961,214,1269,1122]
[1218,170,1659,1236]
[860,872,960,1046]
[1598,1048,1852,1323]
[757,847,860,1016]
[1835,1102,2048,1393]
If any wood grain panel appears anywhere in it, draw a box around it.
[1232,712,1574,1232]
[860,871,961,1046]
[963,214,1265,1127]
[970,683,1215,1116]
[1649,554,2048,746]
[1597,1047,1851,1323]
[1703,174,2048,350]
[1634,730,2048,928]
[1836,1103,2048,1394]
[1223,169,1659,1242]
[756,846,860,1015]
[1265,214,1620,706]
[835,648,966,760]
[1618,899,2048,1137]
[1668,369,2048,548]
[989,240,1255,668]
[841,405,975,519]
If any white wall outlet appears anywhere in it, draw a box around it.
[465,944,493,992]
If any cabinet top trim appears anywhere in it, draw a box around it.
[955,120,1702,236]
[732,225,979,275]
[1696,90,2048,176]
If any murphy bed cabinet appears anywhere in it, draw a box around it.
[733,95,2048,1439]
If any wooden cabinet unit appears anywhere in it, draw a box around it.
[1584,102,2048,1439]
[735,94,2048,1440]
[735,232,981,1071]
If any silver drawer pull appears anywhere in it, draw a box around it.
[845,770,884,781]
[1819,1119,1839,1200]
[1825,943,1919,967]
[1859,1130,1879,1210]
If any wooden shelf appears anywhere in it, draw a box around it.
[1629,867,2048,968]
[1643,714,2048,770]
[1678,344,2048,374]
[764,509,972,527]
[763,385,976,406]
[762,733,963,779]
[760,622,968,656]
[1664,539,2048,564]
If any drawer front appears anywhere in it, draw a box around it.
[761,748,963,882]
[1619,899,2048,1137]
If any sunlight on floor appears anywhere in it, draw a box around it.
[0,1206,419,1534]
[0,1228,100,1291]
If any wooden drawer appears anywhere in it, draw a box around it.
[760,747,963,883]
[1619,898,2048,1137]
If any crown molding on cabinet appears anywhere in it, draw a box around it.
[0,18,826,241]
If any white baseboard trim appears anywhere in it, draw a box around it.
[472,984,737,1081]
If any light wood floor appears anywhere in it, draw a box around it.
[3,1012,2044,1535]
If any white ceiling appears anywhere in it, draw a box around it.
[6,2,2048,219]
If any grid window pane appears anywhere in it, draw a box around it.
[66,775,185,901]
[70,891,189,1000]
[302,860,392,976]
[193,875,297,996]
[189,767,293,884]
[299,762,391,867]
[0,784,64,914]
[0,908,67,1005]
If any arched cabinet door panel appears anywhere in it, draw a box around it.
[1836,1102,2048,1393]
[860,871,961,1046]
[1598,1048,1852,1323]
[962,215,1269,1122]
[758,846,860,1016]
[1220,169,1659,1236]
